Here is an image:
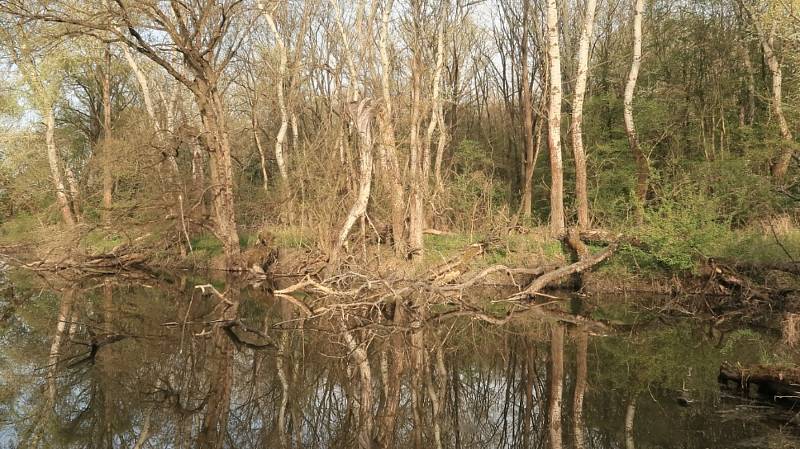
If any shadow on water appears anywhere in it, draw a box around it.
[0,270,798,449]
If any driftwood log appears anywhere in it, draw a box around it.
[719,362,800,403]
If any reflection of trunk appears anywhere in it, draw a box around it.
[572,330,589,449]
[197,289,239,449]
[276,332,291,449]
[343,329,374,449]
[572,0,598,230]
[546,0,565,236]
[44,107,75,226]
[624,0,648,215]
[376,301,405,449]
[410,328,425,449]
[425,342,447,449]
[625,398,637,449]
[547,324,564,449]
[46,289,75,405]
[330,100,375,268]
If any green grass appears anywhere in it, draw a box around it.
[82,230,125,254]
[715,229,800,264]
[0,214,41,245]
[273,227,314,248]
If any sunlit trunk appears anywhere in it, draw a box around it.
[624,0,648,219]
[546,0,565,236]
[572,0,598,230]
[44,107,75,226]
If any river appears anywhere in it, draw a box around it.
[0,268,797,448]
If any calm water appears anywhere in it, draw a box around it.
[0,269,798,449]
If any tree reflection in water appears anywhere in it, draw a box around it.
[0,276,798,449]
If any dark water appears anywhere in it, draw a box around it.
[0,270,798,449]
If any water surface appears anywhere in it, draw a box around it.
[0,270,797,448]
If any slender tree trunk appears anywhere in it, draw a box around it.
[330,100,375,268]
[572,0,598,230]
[102,45,113,225]
[546,0,565,236]
[44,107,75,226]
[520,0,535,218]
[252,113,269,191]
[624,0,648,219]
[408,31,425,257]
[548,323,564,449]
[64,164,81,220]
[738,41,756,126]
[266,12,290,183]
[378,0,408,257]
[739,6,794,178]
[423,5,447,186]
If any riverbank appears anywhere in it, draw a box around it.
[2,212,800,299]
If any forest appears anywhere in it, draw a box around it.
[0,0,796,279]
[2,1,800,448]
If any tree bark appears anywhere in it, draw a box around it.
[330,99,375,268]
[101,45,113,225]
[571,0,598,230]
[739,3,794,178]
[546,0,565,236]
[520,0,535,218]
[197,84,241,267]
[624,0,648,218]
[377,0,408,257]
[45,107,75,226]
[265,12,290,183]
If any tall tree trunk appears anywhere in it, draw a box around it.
[44,107,75,226]
[738,41,756,126]
[738,2,794,178]
[520,0,535,218]
[548,323,565,449]
[624,0,648,219]
[102,45,113,225]
[546,0,565,236]
[252,113,270,191]
[378,0,408,257]
[197,85,241,268]
[408,29,425,257]
[266,12,291,183]
[572,0,598,230]
[329,100,375,268]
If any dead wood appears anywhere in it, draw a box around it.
[719,362,800,402]
[510,243,618,300]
